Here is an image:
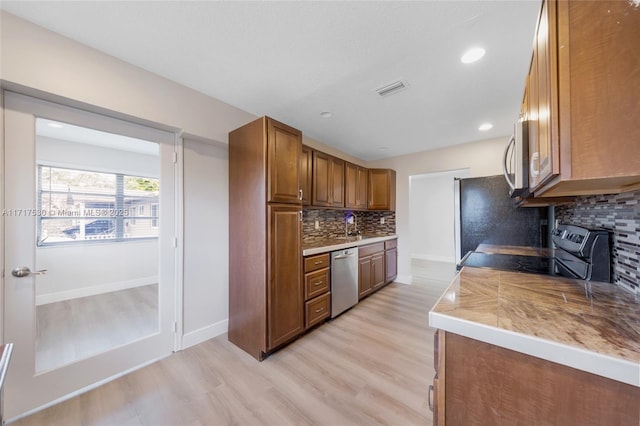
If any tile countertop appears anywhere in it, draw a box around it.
[302,235,397,256]
[429,266,640,387]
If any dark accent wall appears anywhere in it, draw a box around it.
[459,175,548,258]
[302,209,395,245]
[556,190,640,295]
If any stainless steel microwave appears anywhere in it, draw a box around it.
[503,120,529,198]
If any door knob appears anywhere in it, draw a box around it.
[11,267,47,278]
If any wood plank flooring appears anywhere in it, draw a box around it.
[14,261,454,426]
[36,284,158,372]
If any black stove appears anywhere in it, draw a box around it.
[458,224,611,282]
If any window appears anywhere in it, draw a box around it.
[37,166,159,245]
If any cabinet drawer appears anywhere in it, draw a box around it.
[305,268,330,301]
[359,242,385,257]
[384,239,397,250]
[304,253,330,273]
[305,292,330,329]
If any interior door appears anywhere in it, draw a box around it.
[2,92,177,420]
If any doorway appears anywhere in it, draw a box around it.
[3,92,177,420]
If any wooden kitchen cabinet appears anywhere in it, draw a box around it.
[384,239,397,284]
[368,169,396,211]
[345,162,368,210]
[228,116,304,360]
[358,242,385,299]
[300,145,312,206]
[303,253,330,329]
[434,330,640,425]
[312,151,345,208]
[527,0,640,197]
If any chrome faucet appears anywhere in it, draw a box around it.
[345,212,359,238]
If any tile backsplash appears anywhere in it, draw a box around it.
[302,209,396,245]
[555,189,640,295]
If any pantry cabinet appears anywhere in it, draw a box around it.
[228,116,303,360]
[527,0,640,197]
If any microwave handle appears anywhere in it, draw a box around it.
[503,135,516,192]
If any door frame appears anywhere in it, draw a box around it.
[1,90,184,421]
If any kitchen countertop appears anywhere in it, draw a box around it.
[302,234,397,256]
[429,266,640,387]
[475,243,554,257]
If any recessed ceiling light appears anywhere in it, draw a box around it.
[461,47,486,64]
[478,123,493,131]
[379,146,389,151]
[320,111,333,119]
[47,122,64,128]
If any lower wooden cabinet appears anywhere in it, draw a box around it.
[433,330,640,425]
[303,253,331,330]
[358,242,385,299]
[384,239,397,284]
[305,292,330,328]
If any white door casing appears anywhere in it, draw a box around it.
[2,91,177,421]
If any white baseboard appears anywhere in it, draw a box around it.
[394,274,412,285]
[181,319,228,350]
[411,254,456,263]
[36,276,158,305]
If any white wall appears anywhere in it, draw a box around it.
[409,169,469,263]
[368,136,508,283]
[0,11,255,348]
[182,138,229,348]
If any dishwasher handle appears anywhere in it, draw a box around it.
[334,252,356,259]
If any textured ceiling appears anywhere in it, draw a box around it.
[1,1,542,161]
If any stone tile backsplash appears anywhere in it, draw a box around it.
[555,189,640,295]
[302,209,396,244]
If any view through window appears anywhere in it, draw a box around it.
[37,166,159,245]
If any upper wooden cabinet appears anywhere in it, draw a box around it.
[300,145,312,206]
[312,151,345,208]
[267,119,303,204]
[368,169,396,211]
[528,0,640,197]
[345,162,368,210]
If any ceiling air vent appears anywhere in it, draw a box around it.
[374,79,408,97]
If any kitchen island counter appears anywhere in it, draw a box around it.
[429,266,640,387]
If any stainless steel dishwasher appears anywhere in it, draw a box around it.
[331,247,359,318]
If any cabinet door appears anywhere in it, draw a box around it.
[300,145,312,206]
[368,169,396,211]
[385,248,397,283]
[358,256,373,298]
[267,205,303,350]
[372,252,386,289]
[356,166,368,209]
[345,163,368,210]
[330,157,345,208]
[529,0,559,191]
[312,151,331,206]
[267,118,302,204]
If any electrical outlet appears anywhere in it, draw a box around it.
[380,217,385,225]
[314,220,320,230]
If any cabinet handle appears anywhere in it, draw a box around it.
[299,211,303,222]
[428,384,434,412]
[314,261,323,265]
[314,281,323,286]
[299,189,303,200]
[315,307,324,313]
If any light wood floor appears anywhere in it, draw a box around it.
[36,284,158,372]
[15,261,454,426]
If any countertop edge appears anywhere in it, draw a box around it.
[302,235,397,256]
[428,310,640,387]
